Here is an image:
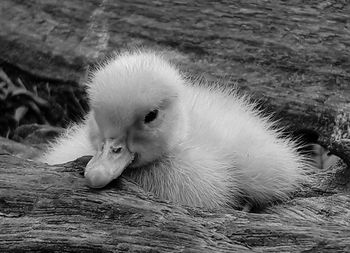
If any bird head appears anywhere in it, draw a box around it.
[84,51,188,188]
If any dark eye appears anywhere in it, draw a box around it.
[144,109,158,124]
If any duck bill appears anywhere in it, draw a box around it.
[84,139,134,188]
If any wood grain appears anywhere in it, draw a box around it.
[0,154,350,252]
[0,0,349,165]
[1,0,350,251]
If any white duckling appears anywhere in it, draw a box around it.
[42,50,307,209]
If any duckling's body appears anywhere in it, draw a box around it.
[42,50,307,209]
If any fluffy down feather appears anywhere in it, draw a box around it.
[42,50,308,209]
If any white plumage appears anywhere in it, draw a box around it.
[42,50,308,209]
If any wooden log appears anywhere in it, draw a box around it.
[1,0,350,251]
[0,0,349,165]
[1,154,350,252]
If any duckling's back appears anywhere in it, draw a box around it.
[181,82,307,207]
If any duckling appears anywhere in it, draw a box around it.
[42,50,308,209]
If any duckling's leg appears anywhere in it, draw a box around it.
[291,129,340,170]
[242,202,253,212]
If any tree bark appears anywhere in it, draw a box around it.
[1,0,349,165]
[1,153,350,252]
[1,0,350,251]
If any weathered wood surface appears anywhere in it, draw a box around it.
[1,0,350,252]
[1,153,350,252]
[0,0,349,165]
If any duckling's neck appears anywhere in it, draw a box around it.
[165,93,190,149]
[125,141,237,209]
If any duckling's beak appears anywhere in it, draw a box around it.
[84,139,135,188]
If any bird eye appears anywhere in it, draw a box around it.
[111,146,122,154]
[144,109,158,124]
